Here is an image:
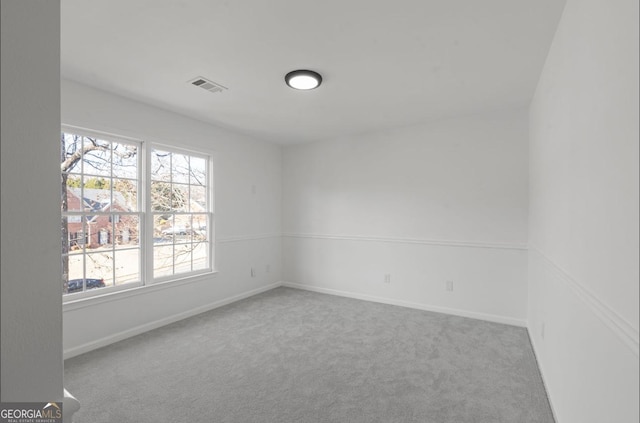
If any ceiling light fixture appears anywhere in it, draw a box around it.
[285,69,322,90]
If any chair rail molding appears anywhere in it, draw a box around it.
[283,232,527,251]
[530,246,639,357]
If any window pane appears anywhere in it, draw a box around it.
[86,251,114,287]
[82,137,112,177]
[82,178,111,219]
[62,216,76,254]
[112,179,137,212]
[63,175,83,212]
[172,232,191,245]
[172,154,190,183]
[68,216,88,249]
[190,156,206,186]
[154,245,174,278]
[155,214,173,239]
[151,150,171,181]
[172,184,189,212]
[81,176,111,191]
[151,181,172,212]
[84,214,112,249]
[95,223,114,248]
[115,249,140,286]
[172,215,191,243]
[112,142,138,179]
[61,133,84,175]
[183,215,194,243]
[190,185,206,212]
[192,242,209,272]
[64,253,84,294]
[174,243,193,274]
[63,190,82,213]
[192,215,208,242]
[116,214,139,246]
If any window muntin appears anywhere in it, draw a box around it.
[61,129,213,299]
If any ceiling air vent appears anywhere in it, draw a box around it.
[189,76,227,94]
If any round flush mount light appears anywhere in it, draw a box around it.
[285,69,322,90]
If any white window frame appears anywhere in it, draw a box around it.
[61,125,215,303]
[145,142,215,285]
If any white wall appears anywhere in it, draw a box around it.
[61,80,282,358]
[1,0,63,402]
[283,110,530,325]
[528,0,639,421]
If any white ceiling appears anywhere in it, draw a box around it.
[61,0,565,145]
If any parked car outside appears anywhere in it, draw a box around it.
[161,226,190,236]
[67,278,106,293]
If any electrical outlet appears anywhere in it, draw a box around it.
[446,280,454,291]
[250,267,256,277]
[384,274,391,284]
[265,264,271,273]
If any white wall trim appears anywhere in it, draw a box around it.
[282,282,527,327]
[283,232,527,251]
[63,282,282,360]
[530,246,639,357]
[215,232,527,251]
[217,233,281,243]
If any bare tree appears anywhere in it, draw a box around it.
[60,134,134,293]
[60,134,111,293]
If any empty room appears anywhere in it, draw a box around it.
[1,0,638,422]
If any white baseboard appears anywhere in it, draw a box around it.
[63,282,283,360]
[65,280,527,360]
[282,282,527,327]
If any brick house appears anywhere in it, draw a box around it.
[66,188,137,249]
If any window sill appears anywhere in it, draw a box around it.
[63,270,219,312]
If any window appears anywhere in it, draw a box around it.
[150,148,210,278]
[61,129,213,299]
